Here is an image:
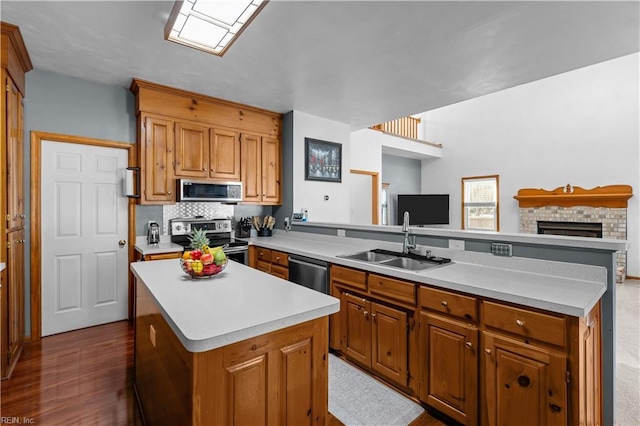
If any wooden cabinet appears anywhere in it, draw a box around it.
[1,22,30,379]
[139,114,175,204]
[135,279,329,425]
[130,79,281,205]
[209,128,240,180]
[5,76,24,231]
[240,133,281,205]
[6,230,24,371]
[174,124,240,181]
[135,251,183,261]
[340,292,409,386]
[481,331,567,426]
[331,265,411,387]
[250,246,289,280]
[419,312,478,425]
[174,121,209,178]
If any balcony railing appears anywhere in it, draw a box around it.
[371,116,421,140]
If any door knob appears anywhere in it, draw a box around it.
[119,240,126,247]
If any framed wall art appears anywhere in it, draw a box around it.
[305,138,342,182]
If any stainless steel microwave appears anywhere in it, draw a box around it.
[177,179,243,203]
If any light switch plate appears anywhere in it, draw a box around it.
[337,229,346,237]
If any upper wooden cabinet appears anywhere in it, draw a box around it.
[130,79,282,205]
[174,121,209,179]
[240,133,281,205]
[139,114,175,204]
[4,76,24,230]
[209,128,240,180]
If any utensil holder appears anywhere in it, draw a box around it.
[257,228,272,237]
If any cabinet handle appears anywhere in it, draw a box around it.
[210,169,215,172]
[370,312,377,319]
[168,191,172,195]
[465,341,473,349]
[275,256,280,261]
[484,348,492,354]
[441,300,448,307]
[363,310,369,318]
[516,319,525,327]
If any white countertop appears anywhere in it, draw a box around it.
[130,259,340,353]
[247,231,607,317]
[134,242,184,256]
[0,262,5,273]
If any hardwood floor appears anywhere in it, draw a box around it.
[1,320,447,425]
[0,321,142,425]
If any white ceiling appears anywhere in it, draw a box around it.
[2,1,638,130]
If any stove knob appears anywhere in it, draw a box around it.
[175,224,182,231]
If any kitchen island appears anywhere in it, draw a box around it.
[130,259,339,426]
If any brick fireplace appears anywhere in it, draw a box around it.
[515,184,633,282]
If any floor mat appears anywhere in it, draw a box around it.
[328,354,425,426]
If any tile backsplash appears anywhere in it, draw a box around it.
[162,202,234,234]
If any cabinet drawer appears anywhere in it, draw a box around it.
[145,252,183,261]
[368,274,415,306]
[270,250,288,267]
[255,247,271,262]
[256,260,271,274]
[270,264,289,280]
[331,265,367,291]
[419,286,477,321]
[481,301,566,347]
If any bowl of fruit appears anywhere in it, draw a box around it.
[180,229,228,279]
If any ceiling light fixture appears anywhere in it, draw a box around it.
[165,0,267,56]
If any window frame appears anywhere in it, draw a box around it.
[461,175,500,231]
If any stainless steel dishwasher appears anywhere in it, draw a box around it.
[288,254,328,294]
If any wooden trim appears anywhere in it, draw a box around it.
[461,174,500,232]
[513,184,633,208]
[350,169,379,225]
[625,275,640,281]
[30,131,135,341]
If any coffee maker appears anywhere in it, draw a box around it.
[147,221,160,245]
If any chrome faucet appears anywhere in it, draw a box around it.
[402,211,416,254]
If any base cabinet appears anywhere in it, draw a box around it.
[330,266,415,388]
[250,246,289,280]
[135,280,328,426]
[481,331,567,426]
[419,312,478,425]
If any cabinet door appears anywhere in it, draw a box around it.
[210,128,240,180]
[270,264,289,280]
[421,312,478,425]
[142,115,175,203]
[261,136,281,204]
[6,77,23,230]
[371,302,408,386]
[482,331,567,426]
[7,229,24,365]
[342,293,371,367]
[174,121,209,178]
[240,133,262,202]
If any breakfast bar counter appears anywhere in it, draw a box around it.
[130,259,339,425]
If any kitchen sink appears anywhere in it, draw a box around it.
[337,251,398,262]
[378,257,442,271]
[337,249,452,272]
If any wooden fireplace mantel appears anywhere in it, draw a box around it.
[514,184,633,208]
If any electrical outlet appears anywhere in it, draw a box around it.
[491,243,513,257]
[337,229,346,237]
[449,239,465,250]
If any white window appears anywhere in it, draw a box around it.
[462,175,499,231]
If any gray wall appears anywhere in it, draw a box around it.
[23,69,137,337]
[382,154,421,225]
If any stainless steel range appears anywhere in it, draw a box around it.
[170,217,249,264]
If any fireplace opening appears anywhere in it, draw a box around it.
[537,221,603,238]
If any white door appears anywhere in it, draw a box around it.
[350,172,373,224]
[41,141,129,336]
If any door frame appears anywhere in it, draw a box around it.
[349,169,379,224]
[30,131,136,341]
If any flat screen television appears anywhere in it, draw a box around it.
[397,194,450,225]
